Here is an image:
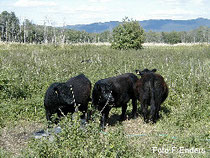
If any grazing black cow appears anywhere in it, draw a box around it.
[134,69,168,123]
[92,73,138,129]
[44,74,91,123]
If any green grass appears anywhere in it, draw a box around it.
[0,43,209,157]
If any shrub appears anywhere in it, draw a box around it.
[22,112,138,158]
[111,17,144,50]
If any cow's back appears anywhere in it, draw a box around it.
[111,73,138,93]
[106,73,138,104]
[137,73,168,103]
[66,74,91,104]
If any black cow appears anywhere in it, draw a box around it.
[44,74,91,124]
[134,69,168,123]
[92,73,138,129]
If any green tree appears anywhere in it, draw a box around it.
[194,26,209,43]
[161,31,181,44]
[111,17,144,50]
[0,11,19,42]
[99,30,112,42]
[145,30,162,43]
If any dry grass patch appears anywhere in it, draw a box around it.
[0,121,44,156]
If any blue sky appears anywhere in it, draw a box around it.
[0,0,209,26]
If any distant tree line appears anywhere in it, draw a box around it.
[145,27,209,44]
[0,11,111,44]
[0,11,209,44]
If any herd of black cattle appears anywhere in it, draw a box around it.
[44,69,168,129]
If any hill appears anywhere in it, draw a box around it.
[65,18,210,33]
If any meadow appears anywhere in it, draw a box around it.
[0,43,209,157]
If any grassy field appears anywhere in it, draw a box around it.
[0,43,209,157]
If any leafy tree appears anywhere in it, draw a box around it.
[145,30,162,43]
[99,30,112,42]
[161,31,181,44]
[0,11,10,41]
[0,11,19,42]
[194,26,209,43]
[111,17,144,50]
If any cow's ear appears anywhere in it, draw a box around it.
[54,87,59,95]
[69,85,73,92]
[135,70,140,75]
[136,70,144,76]
[108,82,114,89]
[152,69,157,73]
[96,83,101,90]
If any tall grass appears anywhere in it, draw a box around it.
[0,43,209,157]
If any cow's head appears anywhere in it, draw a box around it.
[135,68,157,76]
[97,82,114,105]
[54,83,75,105]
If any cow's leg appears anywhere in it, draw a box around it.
[150,105,156,123]
[154,102,161,123]
[46,111,52,128]
[120,104,127,121]
[131,98,137,119]
[141,100,149,123]
[79,103,88,120]
[156,103,161,120]
[46,110,51,122]
[100,106,111,129]
[150,98,160,123]
[100,113,106,130]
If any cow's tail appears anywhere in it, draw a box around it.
[149,77,156,122]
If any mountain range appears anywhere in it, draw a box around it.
[65,18,210,33]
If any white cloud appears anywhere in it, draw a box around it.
[45,3,113,25]
[148,8,201,20]
[89,0,113,3]
[75,5,107,12]
[158,0,187,8]
[46,4,108,15]
[14,0,56,7]
[147,0,208,20]
[190,0,204,5]
[8,0,209,26]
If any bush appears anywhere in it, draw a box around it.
[111,17,144,50]
[0,69,31,100]
[22,112,138,158]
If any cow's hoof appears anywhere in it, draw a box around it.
[120,115,127,121]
